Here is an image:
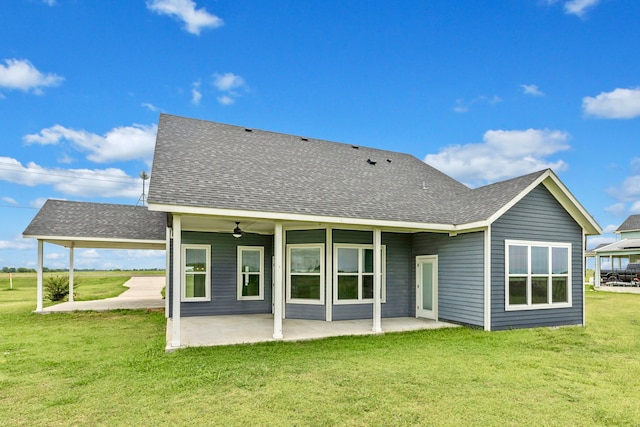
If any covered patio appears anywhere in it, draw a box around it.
[22,200,168,313]
[166,315,458,350]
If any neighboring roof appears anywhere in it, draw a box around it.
[23,200,166,249]
[148,114,601,234]
[616,214,640,233]
[593,238,640,253]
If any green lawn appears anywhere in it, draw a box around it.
[1,278,639,426]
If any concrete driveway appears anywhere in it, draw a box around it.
[41,276,165,313]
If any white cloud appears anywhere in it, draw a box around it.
[0,238,34,250]
[212,72,248,105]
[564,0,600,17]
[24,123,157,165]
[0,156,141,198]
[79,249,100,259]
[217,95,234,105]
[582,87,640,119]
[603,158,640,216]
[453,95,502,113]
[0,58,63,94]
[424,129,571,187]
[604,202,627,216]
[521,84,544,96]
[141,102,160,112]
[191,81,202,105]
[2,196,17,205]
[212,72,245,92]
[45,252,66,260]
[30,197,49,209]
[602,224,619,234]
[146,0,223,35]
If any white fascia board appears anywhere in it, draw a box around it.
[541,171,602,235]
[149,203,460,232]
[485,170,602,236]
[23,234,166,249]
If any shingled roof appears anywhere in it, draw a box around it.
[145,114,603,236]
[23,200,166,249]
[616,214,640,233]
[149,114,551,227]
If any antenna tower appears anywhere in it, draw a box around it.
[136,171,149,206]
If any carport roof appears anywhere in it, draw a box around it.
[22,199,167,249]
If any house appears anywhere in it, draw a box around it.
[24,113,602,349]
[592,214,640,286]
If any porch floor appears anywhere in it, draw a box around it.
[166,314,459,350]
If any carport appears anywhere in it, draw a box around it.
[22,199,167,313]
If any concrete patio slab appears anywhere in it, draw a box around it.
[166,314,458,350]
[39,276,165,313]
[595,285,640,294]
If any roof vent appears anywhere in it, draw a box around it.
[367,159,377,165]
[352,145,359,149]
[244,128,253,132]
[300,137,308,141]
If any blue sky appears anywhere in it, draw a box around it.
[1,0,639,270]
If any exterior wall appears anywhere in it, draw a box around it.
[491,185,584,330]
[412,231,485,327]
[620,231,640,239]
[169,231,273,317]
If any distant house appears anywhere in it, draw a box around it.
[24,114,601,348]
[593,214,640,286]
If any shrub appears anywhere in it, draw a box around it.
[44,275,80,302]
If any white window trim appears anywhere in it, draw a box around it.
[237,246,264,301]
[286,243,325,305]
[505,239,572,311]
[182,244,211,302]
[333,244,386,305]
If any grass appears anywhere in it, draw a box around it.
[1,279,639,426]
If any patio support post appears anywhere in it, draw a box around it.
[68,244,74,303]
[273,222,284,339]
[595,255,601,287]
[165,226,171,318]
[36,239,43,312]
[171,215,182,348]
[372,228,382,333]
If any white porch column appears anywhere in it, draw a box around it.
[165,226,171,318]
[595,255,601,287]
[171,215,182,348]
[325,226,332,322]
[36,239,43,312]
[68,244,74,303]
[372,228,382,333]
[273,222,284,339]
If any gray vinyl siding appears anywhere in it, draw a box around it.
[412,231,485,327]
[285,229,326,320]
[490,185,584,330]
[332,231,411,320]
[170,231,273,317]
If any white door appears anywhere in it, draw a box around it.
[416,256,438,319]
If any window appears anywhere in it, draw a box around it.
[505,240,571,310]
[237,246,264,300]
[287,244,324,304]
[334,244,386,304]
[182,244,210,302]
